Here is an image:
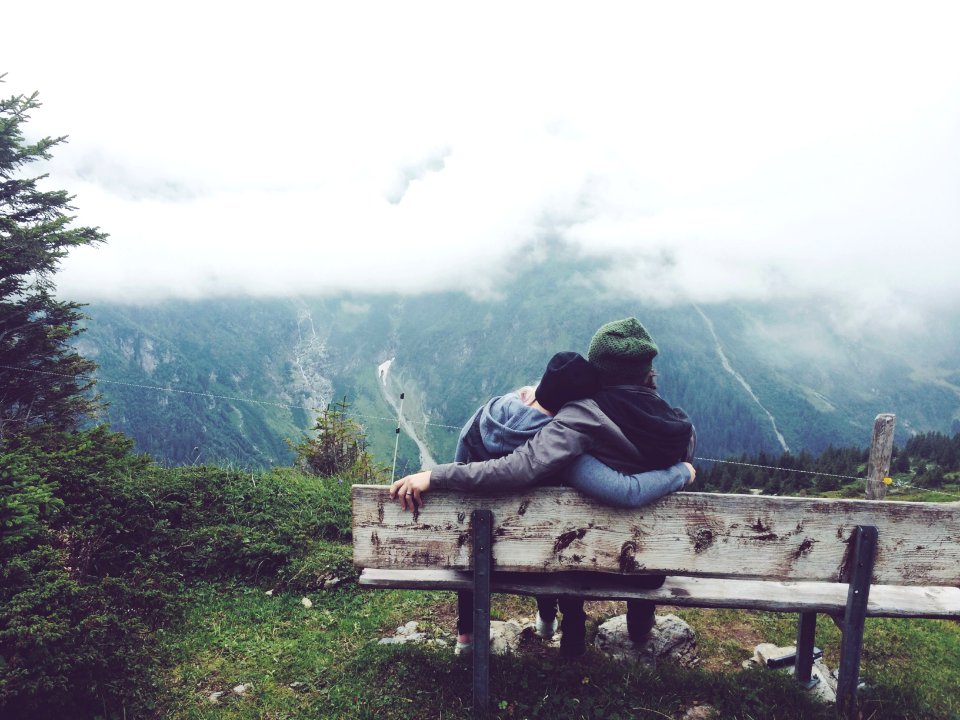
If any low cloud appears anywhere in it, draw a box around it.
[384,146,451,204]
[3,2,956,332]
[68,148,203,202]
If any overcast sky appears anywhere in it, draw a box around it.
[4,1,959,328]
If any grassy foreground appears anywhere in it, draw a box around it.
[157,540,960,720]
[6,424,958,718]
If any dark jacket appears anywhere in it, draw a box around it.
[592,385,694,472]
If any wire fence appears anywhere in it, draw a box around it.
[4,363,959,498]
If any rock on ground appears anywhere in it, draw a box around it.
[681,703,717,719]
[378,614,701,663]
[206,684,251,704]
[377,619,528,655]
[594,614,698,666]
[488,620,524,655]
[744,642,838,704]
[378,620,433,645]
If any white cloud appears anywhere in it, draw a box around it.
[3,1,958,325]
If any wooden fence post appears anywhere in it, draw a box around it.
[841,414,893,716]
[865,413,896,500]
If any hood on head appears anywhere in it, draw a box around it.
[478,393,552,457]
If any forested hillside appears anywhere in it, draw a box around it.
[79,255,960,469]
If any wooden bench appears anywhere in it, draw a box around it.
[353,485,960,718]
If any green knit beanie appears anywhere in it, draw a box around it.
[587,318,658,385]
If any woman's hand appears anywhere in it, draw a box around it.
[682,462,696,486]
[389,470,432,511]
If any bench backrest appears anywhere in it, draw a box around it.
[352,486,960,586]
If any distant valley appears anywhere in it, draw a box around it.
[76,260,960,471]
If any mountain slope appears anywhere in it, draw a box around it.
[76,261,960,468]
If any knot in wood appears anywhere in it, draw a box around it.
[553,528,587,554]
[619,541,638,573]
[691,527,715,553]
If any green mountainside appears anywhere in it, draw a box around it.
[76,260,960,469]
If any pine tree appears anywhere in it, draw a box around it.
[1,77,106,438]
[292,397,385,482]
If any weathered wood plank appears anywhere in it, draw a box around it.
[358,569,960,620]
[352,485,960,585]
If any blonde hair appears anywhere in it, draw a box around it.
[643,369,658,390]
[516,385,538,406]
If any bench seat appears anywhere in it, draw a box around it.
[359,568,960,619]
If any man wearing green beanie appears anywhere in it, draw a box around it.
[391,317,696,656]
[588,317,659,384]
[580,318,693,642]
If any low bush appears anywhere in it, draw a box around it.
[121,465,353,583]
[0,427,353,719]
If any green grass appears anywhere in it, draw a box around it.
[155,540,960,720]
[820,477,960,504]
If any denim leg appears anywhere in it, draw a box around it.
[558,595,587,656]
[558,596,586,626]
[536,595,558,622]
[626,599,657,640]
[457,590,473,635]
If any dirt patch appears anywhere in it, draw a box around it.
[584,600,627,620]
[677,608,765,672]
[721,620,764,649]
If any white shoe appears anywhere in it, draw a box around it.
[534,612,559,640]
[454,640,473,657]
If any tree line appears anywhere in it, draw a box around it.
[696,429,960,495]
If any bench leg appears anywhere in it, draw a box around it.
[836,525,878,719]
[794,611,818,689]
[472,509,493,718]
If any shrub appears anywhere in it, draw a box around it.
[134,464,354,581]
[291,397,387,484]
[1,427,354,718]
[0,427,171,719]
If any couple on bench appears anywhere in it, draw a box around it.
[390,317,696,657]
